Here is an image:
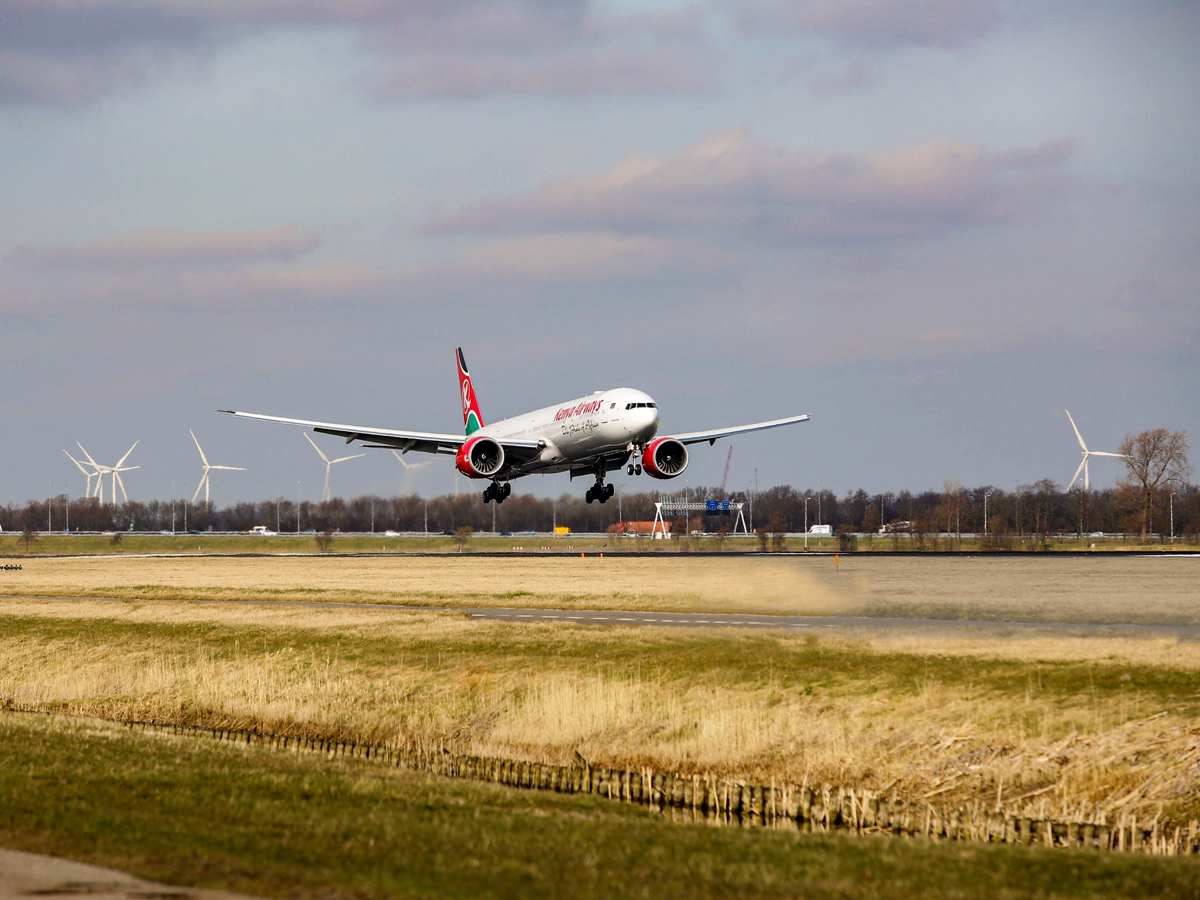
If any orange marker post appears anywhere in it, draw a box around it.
[835,553,840,571]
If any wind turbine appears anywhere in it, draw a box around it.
[64,449,99,498]
[391,449,432,496]
[77,441,140,504]
[191,430,246,505]
[305,432,365,502]
[1066,409,1126,491]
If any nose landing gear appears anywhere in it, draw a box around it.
[626,463,642,476]
[483,482,511,504]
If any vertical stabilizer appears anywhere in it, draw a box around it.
[456,347,484,435]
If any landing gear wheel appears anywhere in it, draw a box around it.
[585,488,595,504]
[634,464,642,476]
[627,464,634,476]
[605,483,615,500]
[503,483,512,499]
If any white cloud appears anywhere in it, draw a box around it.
[0,0,715,104]
[738,0,1004,49]
[10,225,322,269]
[425,129,1081,246]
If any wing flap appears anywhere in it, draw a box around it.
[670,414,811,446]
[221,410,541,458]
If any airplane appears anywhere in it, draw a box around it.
[220,348,810,505]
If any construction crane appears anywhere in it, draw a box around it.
[720,446,733,493]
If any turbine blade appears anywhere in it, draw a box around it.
[209,466,247,471]
[116,472,129,504]
[1088,451,1126,458]
[63,449,91,476]
[392,449,410,469]
[1069,457,1086,489]
[304,432,330,464]
[76,442,100,467]
[116,440,139,468]
[331,454,367,464]
[190,429,209,467]
[192,476,206,503]
[1065,410,1087,452]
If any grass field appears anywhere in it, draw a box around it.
[4,554,1199,895]
[2,531,1195,558]
[4,553,1199,624]
[3,712,1198,900]
[2,585,1198,824]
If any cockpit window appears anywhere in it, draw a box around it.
[647,403,656,408]
[625,402,656,409]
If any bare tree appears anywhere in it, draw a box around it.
[19,526,38,555]
[314,529,335,552]
[1118,429,1192,541]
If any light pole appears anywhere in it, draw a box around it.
[171,481,175,534]
[423,499,428,536]
[1170,492,1176,543]
[296,480,301,534]
[804,494,810,550]
[983,492,992,539]
[64,488,69,533]
[751,465,757,532]
[47,480,51,532]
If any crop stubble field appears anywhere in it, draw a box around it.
[2,554,1199,896]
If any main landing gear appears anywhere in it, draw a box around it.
[585,481,615,504]
[483,482,511,504]
[625,463,642,476]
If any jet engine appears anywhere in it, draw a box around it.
[641,438,688,479]
[455,436,505,478]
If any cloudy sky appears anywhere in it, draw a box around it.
[2,0,1197,505]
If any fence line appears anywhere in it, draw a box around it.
[10,709,1198,855]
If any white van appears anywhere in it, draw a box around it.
[249,526,277,536]
[808,524,833,536]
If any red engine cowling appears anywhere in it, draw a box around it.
[455,436,505,478]
[642,438,688,480]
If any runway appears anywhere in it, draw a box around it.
[6,594,1200,638]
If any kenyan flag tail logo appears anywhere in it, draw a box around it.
[456,347,484,436]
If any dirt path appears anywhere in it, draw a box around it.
[0,847,261,900]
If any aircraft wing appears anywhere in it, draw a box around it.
[669,414,811,446]
[218,410,541,458]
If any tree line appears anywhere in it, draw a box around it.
[3,481,1196,541]
[4,429,1191,541]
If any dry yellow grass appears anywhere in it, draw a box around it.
[1,555,853,614]
[2,594,1197,824]
[6,553,1199,624]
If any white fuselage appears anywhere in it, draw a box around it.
[474,387,660,475]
